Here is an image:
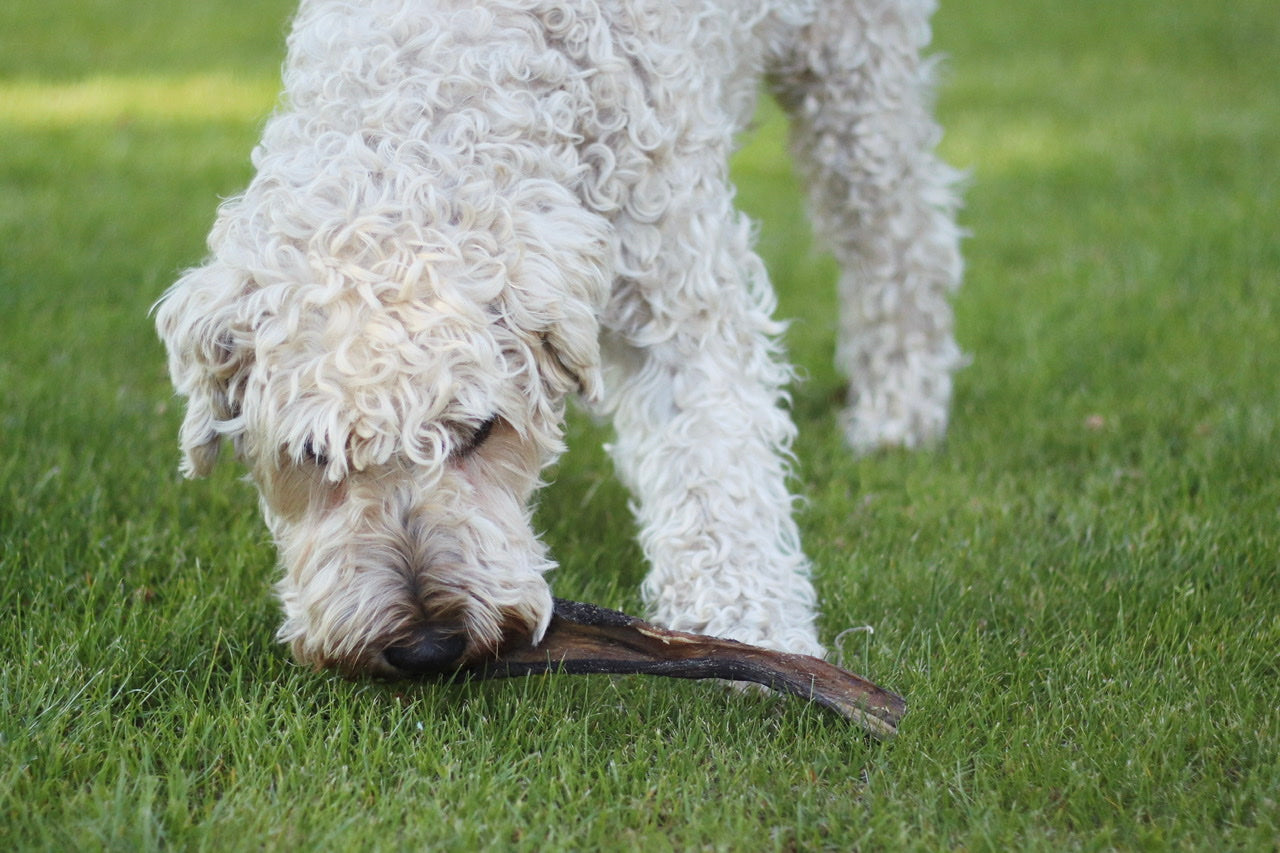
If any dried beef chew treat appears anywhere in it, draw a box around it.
[452,599,905,740]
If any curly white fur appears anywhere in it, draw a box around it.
[156,0,961,676]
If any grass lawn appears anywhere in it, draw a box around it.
[2,1,1278,848]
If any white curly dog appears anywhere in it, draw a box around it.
[156,0,962,678]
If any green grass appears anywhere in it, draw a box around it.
[3,0,1278,848]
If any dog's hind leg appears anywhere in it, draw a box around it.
[771,0,965,454]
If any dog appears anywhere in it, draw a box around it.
[155,0,963,678]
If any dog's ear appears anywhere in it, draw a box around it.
[153,263,251,477]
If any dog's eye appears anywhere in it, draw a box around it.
[455,416,498,458]
[302,439,329,467]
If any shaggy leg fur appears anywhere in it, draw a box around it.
[772,0,965,454]
[595,8,825,657]
[603,188,825,657]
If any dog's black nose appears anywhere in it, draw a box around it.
[383,626,468,675]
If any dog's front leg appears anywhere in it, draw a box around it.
[602,181,825,660]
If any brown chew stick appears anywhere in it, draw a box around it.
[455,598,906,739]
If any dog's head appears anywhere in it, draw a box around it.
[155,181,610,675]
